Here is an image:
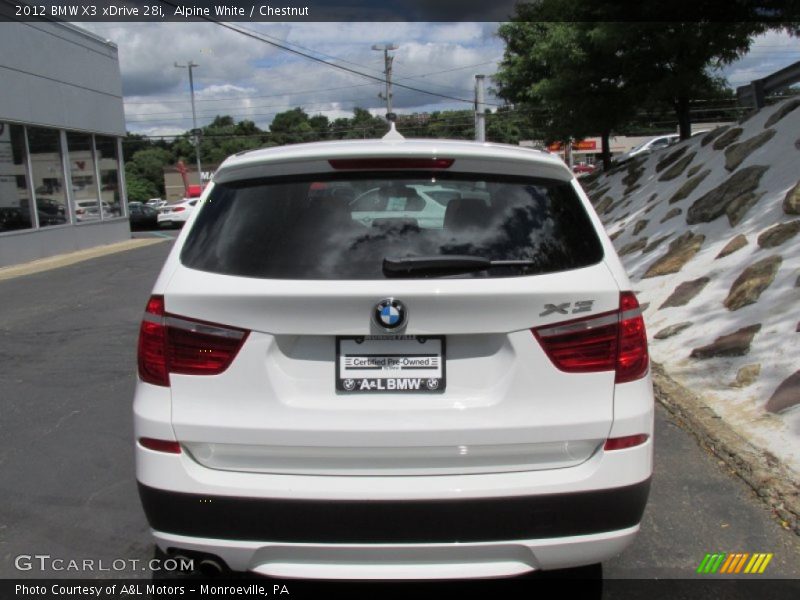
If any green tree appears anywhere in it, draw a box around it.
[169,115,269,164]
[124,167,158,203]
[494,2,794,168]
[426,110,474,140]
[270,108,315,145]
[331,108,388,139]
[126,147,173,195]
[208,115,235,128]
[234,119,260,136]
[486,107,542,145]
[308,114,331,140]
[122,132,155,159]
[614,20,763,139]
[495,19,641,169]
[171,136,196,166]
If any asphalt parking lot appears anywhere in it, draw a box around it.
[0,239,799,589]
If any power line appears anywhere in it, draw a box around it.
[124,68,503,122]
[229,22,386,76]
[129,109,532,131]
[126,103,384,123]
[125,101,516,124]
[155,0,500,108]
[126,85,490,120]
[125,99,747,137]
[126,94,386,119]
[125,82,377,106]
[123,60,501,111]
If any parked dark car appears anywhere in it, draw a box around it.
[128,202,159,230]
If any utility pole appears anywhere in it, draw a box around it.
[175,61,202,190]
[474,74,486,142]
[372,43,398,122]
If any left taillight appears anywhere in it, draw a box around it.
[138,296,168,386]
[137,295,249,387]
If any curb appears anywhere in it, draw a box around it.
[652,361,800,536]
[0,238,168,282]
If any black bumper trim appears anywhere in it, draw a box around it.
[138,478,650,544]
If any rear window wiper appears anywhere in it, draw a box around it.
[382,255,537,277]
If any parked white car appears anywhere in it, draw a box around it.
[73,199,113,222]
[612,134,680,165]
[135,133,653,579]
[156,198,197,228]
[146,198,167,209]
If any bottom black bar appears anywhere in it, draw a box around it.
[138,478,651,543]
[3,578,800,600]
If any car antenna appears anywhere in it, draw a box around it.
[382,120,405,141]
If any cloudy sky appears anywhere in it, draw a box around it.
[80,22,800,137]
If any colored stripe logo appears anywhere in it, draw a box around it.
[696,553,773,574]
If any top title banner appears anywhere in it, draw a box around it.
[2,0,798,22]
[3,0,522,21]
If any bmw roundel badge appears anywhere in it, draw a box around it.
[373,298,407,331]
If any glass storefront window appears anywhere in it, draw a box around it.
[66,132,100,222]
[95,136,122,218]
[27,126,68,227]
[0,122,34,232]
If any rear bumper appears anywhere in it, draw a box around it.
[139,479,650,544]
[152,526,640,578]
[134,374,654,577]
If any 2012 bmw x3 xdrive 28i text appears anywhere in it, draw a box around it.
[134,130,653,579]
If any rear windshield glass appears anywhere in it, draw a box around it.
[180,173,603,279]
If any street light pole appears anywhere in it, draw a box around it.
[175,61,202,190]
[372,44,398,122]
[474,74,486,143]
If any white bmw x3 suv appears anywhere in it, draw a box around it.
[134,131,653,579]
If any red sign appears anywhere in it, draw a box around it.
[573,140,597,151]
[547,140,597,152]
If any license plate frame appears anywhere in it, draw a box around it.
[335,335,446,394]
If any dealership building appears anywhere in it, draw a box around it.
[0,21,128,268]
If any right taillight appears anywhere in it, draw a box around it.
[532,291,648,383]
[615,291,649,383]
[137,295,249,387]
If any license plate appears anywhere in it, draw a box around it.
[336,336,445,393]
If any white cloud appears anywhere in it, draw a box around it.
[721,30,800,88]
[92,21,799,135]
[81,22,504,133]
[82,22,281,97]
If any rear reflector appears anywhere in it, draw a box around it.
[137,295,249,387]
[328,158,454,170]
[532,291,649,383]
[139,438,182,453]
[604,434,649,451]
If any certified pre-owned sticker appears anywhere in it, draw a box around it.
[336,336,445,393]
